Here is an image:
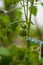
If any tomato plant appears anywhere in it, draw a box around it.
[0,0,43,65]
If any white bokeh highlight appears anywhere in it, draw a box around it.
[0,0,4,10]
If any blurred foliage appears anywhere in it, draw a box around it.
[0,46,39,65]
[29,6,37,16]
[4,0,20,10]
[0,0,43,65]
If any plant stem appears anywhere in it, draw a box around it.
[27,0,28,20]
[27,0,34,48]
[23,0,27,21]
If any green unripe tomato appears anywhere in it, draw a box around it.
[19,29,26,37]
[22,25,27,29]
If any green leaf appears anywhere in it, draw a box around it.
[4,0,20,9]
[9,22,18,31]
[41,3,43,6]
[0,46,19,56]
[3,15,10,25]
[12,0,20,4]
[14,9,22,20]
[35,0,38,2]
[3,36,10,45]
[29,6,37,16]
[0,47,11,56]
[0,15,10,26]
[0,56,12,65]
[0,30,3,37]
[4,0,12,9]
[10,45,19,56]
